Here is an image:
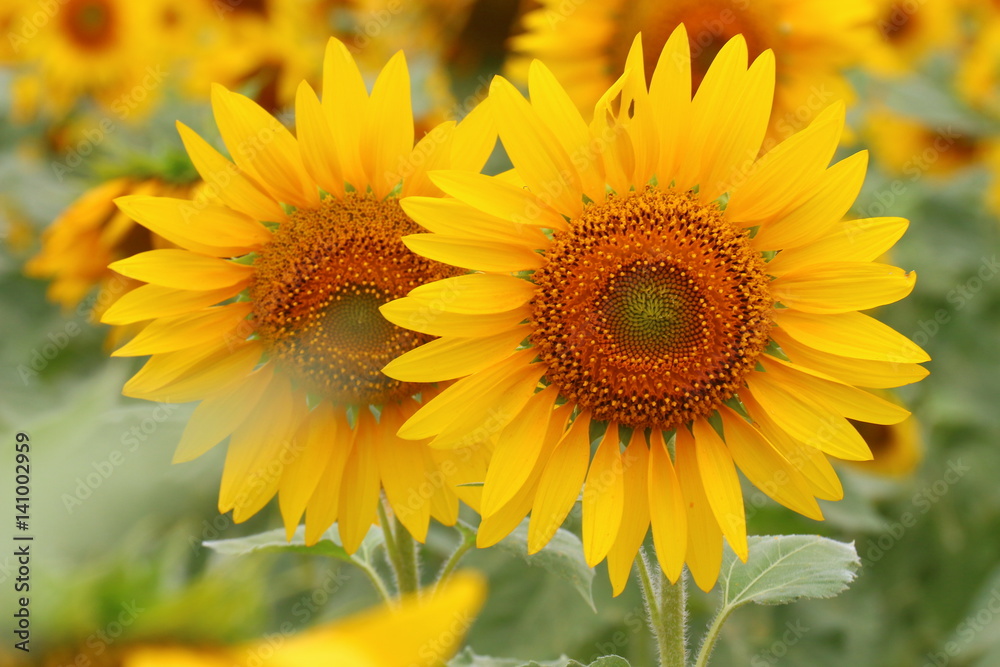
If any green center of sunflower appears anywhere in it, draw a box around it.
[529,187,774,430]
[249,195,460,406]
[64,0,116,51]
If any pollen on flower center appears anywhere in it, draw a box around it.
[63,0,117,51]
[529,187,774,430]
[250,195,460,406]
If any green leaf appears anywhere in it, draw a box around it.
[719,535,861,609]
[491,519,596,611]
[203,525,384,563]
[449,648,630,667]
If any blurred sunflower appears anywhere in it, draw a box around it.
[863,108,988,179]
[847,407,923,477]
[7,0,168,119]
[123,572,485,667]
[381,29,929,593]
[867,0,961,74]
[506,0,875,145]
[186,0,328,112]
[25,177,198,349]
[105,39,498,553]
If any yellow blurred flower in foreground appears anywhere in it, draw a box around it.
[122,572,485,667]
[507,0,875,146]
[106,38,498,552]
[382,28,929,593]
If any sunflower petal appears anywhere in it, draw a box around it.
[110,249,253,291]
[582,424,625,567]
[692,418,747,562]
[362,51,414,198]
[772,262,916,313]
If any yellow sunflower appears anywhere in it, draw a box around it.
[846,404,923,477]
[7,0,168,118]
[104,38,498,552]
[506,0,875,146]
[123,572,485,667]
[25,177,197,347]
[862,108,988,179]
[381,28,929,593]
[186,0,328,112]
[867,0,962,74]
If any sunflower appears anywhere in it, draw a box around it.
[506,0,875,146]
[381,28,929,593]
[185,0,329,112]
[25,177,197,348]
[862,108,988,179]
[7,0,168,118]
[104,38,498,552]
[847,405,923,477]
[123,572,484,667]
[867,0,962,74]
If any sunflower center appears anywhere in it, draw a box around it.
[250,196,460,406]
[529,188,773,430]
[63,0,117,51]
[614,0,771,93]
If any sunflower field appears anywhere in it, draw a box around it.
[1,1,999,666]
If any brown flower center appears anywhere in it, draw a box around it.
[62,0,117,51]
[250,195,460,406]
[529,188,773,430]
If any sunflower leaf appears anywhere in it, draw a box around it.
[719,535,861,609]
[202,524,384,563]
[490,519,596,612]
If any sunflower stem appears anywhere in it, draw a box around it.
[378,498,420,596]
[351,557,396,607]
[693,608,730,667]
[435,521,477,593]
[637,548,687,667]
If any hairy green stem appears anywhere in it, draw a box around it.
[637,549,687,667]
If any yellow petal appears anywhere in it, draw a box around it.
[751,151,869,251]
[739,391,844,502]
[770,328,929,389]
[101,283,247,325]
[744,371,872,461]
[401,196,549,246]
[427,170,568,231]
[691,419,747,562]
[176,121,287,223]
[647,430,687,583]
[109,249,253,291]
[305,411,355,545]
[383,326,527,382]
[400,121,456,199]
[768,216,909,275]
[760,357,911,425]
[374,408,432,543]
[771,262,916,313]
[406,273,537,313]
[620,34,659,187]
[380,298,529,338]
[211,84,318,209]
[361,51,414,198]
[606,430,651,596]
[650,25,692,187]
[528,413,591,553]
[278,403,339,538]
[173,364,275,463]
[112,303,252,357]
[116,195,271,257]
[529,60,606,202]
[451,97,498,173]
[490,75,584,219]
[396,349,539,440]
[481,386,559,516]
[321,38,369,190]
[124,342,262,403]
[774,309,929,362]
[295,80,343,197]
[338,411,381,554]
[401,234,545,273]
[582,424,625,567]
[719,406,823,520]
[675,426,724,591]
[726,102,845,224]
